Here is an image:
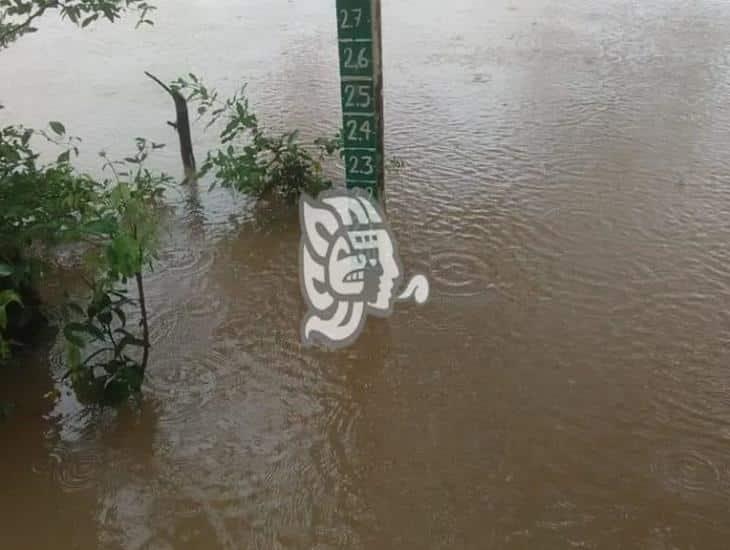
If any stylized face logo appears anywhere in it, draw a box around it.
[328,226,398,308]
[299,189,429,349]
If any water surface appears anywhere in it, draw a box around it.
[3,0,730,548]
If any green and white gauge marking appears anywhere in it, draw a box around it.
[336,0,384,201]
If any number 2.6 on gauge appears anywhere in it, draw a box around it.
[338,42,373,77]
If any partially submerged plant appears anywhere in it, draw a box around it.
[1,116,169,402]
[171,74,342,202]
[1,0,165,407]
[60,138,170,404]
[63,282,145,403]
[0,119,96,360]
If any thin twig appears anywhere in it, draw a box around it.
[144,70,173,95]
[135,268,150,374]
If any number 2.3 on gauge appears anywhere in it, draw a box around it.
[347,154,375,176]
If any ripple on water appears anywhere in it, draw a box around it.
[47,442,101,493]
[144,349,222,431]
[6,0,730,546]
[145,238,216,288]
[652,447,725,499]
[428,249,495,298]
[37,406,112,494]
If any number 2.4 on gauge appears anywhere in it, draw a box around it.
[344,117,375,147]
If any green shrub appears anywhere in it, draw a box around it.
[172,75,342,202]
[60,139,171,403]
[1,119,168,402]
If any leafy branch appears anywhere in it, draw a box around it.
[172,74,343,202]
[0,0,156,49]
[60,138,171,403]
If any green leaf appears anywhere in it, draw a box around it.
[0,290,21,309]
[82,322,106,342]
[63,323,87,347]
[49,121,66,136]
[67,343,82,370]
[113,307,126,326]
[81,14,99,28]
[116,334,146,351]
[0,264,13,278]
[82,217,117,236]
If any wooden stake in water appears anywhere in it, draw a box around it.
[336,0,385,202]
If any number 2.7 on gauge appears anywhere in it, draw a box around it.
[336,0,384,199]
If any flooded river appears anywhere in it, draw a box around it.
[3,0,730,547]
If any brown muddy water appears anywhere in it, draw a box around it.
[3,0,730,548]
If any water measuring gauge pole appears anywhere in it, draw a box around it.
[336,0,385,203]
